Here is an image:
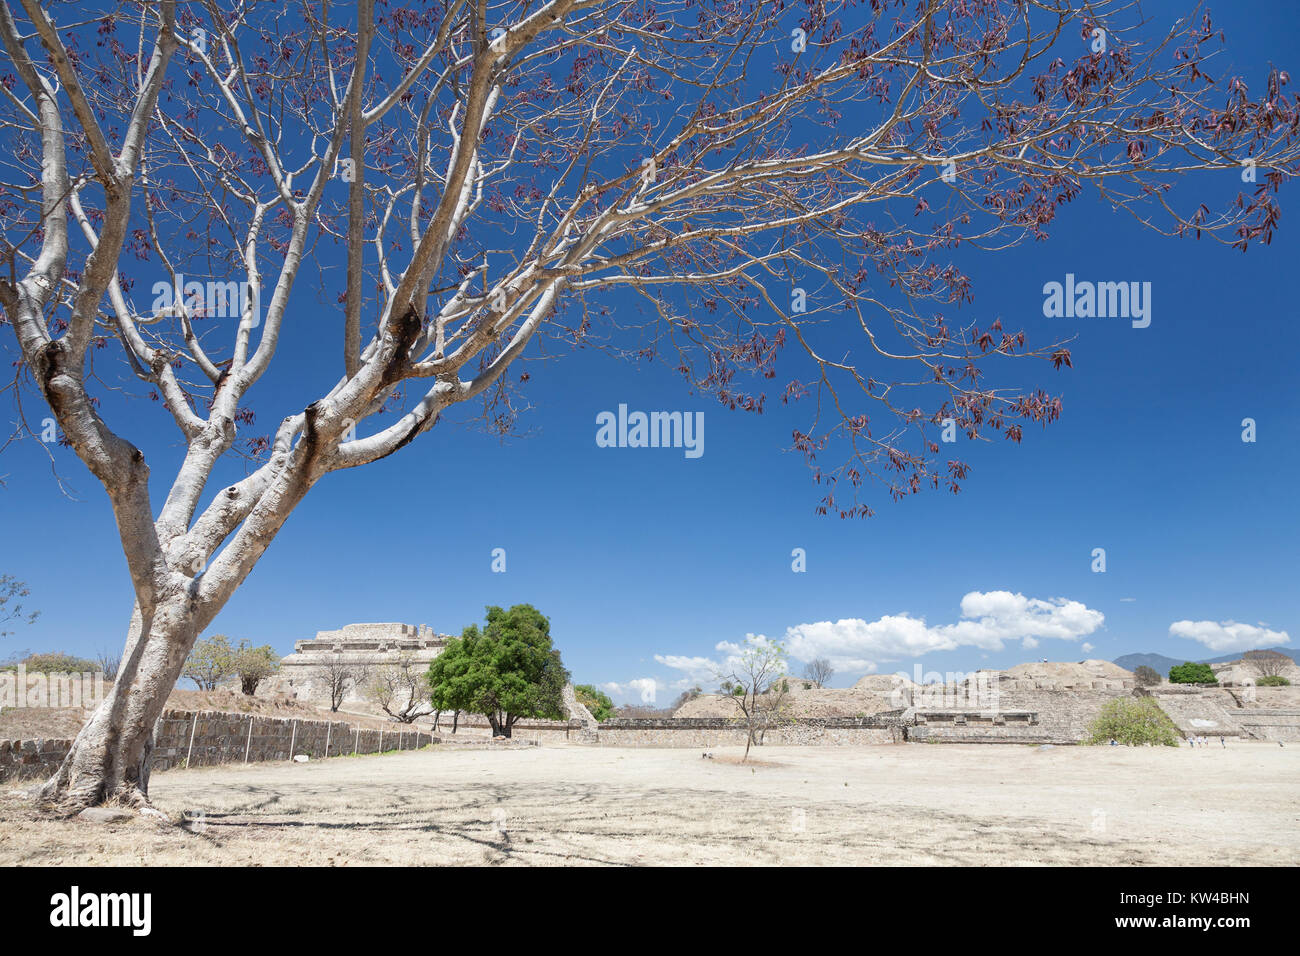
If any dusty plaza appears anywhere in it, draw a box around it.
[3,740,1295,867]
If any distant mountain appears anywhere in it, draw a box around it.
[1113,652,1184,674]
[1114,646,1297,674]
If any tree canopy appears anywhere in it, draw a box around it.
[427,605,569,737]
[1085,697,1179,747]
[182,634,233,690]
[1168,661,1219,685]
[574,683,614,722]
[230,639,280,695]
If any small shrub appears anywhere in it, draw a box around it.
[1085,697,1179,747]
[1256,675,1291,687]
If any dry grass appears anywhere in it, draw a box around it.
[2,740,1296,866]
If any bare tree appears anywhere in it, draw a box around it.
[0,1,1293,808]
[714,636,789,761]
[669,686,702,713]
[1243,650,1291,680]
[313,655,371,713]
[802,659,834,688]
[364,655,434,724]
[95,648,121,682]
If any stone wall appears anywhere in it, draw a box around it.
[584,716,906,748]
[0,709,433,783]
[1232,710,1300,742]
[0,738,68,783]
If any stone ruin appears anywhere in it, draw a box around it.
[276,622,453,703]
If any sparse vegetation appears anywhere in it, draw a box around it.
[0,575,38,637]
[714,636,790,760]
[1085,697,1179,747]
[1256,675,1291,687]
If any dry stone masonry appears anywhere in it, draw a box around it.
[276,622,453,703]
[0,708,432,783]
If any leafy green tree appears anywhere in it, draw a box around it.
[1133,665,1161,687]
[427,605,569,737]
[1168,661,1218,685]
[1085,697,1179,747]
[231,640,280,695]
[574,684,614,722]
[183,634,234,690]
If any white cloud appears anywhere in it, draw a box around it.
[1023,637,1039,650]
[1168,620,1291,654]
[782,591,1104,674]
[599,678,659,704]
[652,654,716,685]
[654,636,787,686]
[1081,642,1095,653]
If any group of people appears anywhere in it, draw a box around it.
[1186,735,1225,747]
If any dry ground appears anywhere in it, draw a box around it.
[2,741,1296,866]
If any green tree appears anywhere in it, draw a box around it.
[231,640,280,695]
[1133,665,1161,687]
[1085,697,1179,747]
[1257,675,1291,687]
[1168,662,1218,685]
[183,635,234,690]
[427,605,569,737]
[574,684,614,722]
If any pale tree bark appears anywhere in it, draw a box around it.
[0,0,1294,808]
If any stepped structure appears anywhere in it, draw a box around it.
[277,623,452,703]
[663,658,1296,744]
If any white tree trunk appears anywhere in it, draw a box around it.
[41,601,201,808]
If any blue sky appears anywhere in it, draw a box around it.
[1,2,1297,703]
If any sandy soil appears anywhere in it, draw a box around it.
[2,741,1296,866]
